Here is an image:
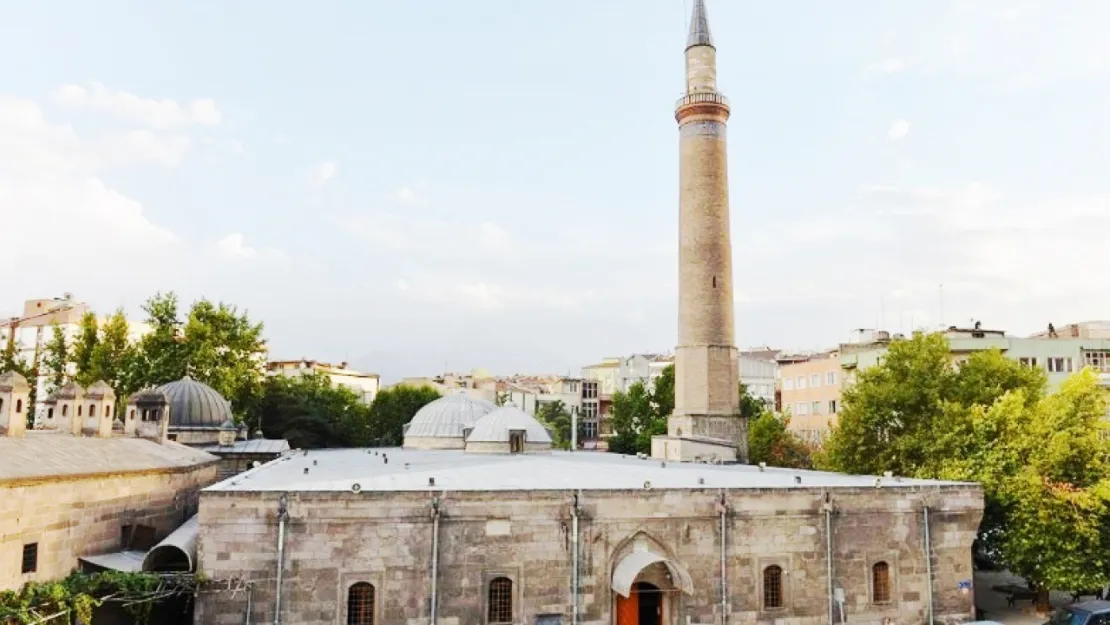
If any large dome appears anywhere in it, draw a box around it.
[154,376,233,429]
[466,404,553,448]
[404,393,495,449]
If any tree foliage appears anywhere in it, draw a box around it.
[747,408,815,469]
[608,378,666,455]
[822,332,1110,602]
[71,312,100,384]
[366,385,442,447]
[40,325,70,396]
[536,400,585,450]
[0,570,181,625]
[255,373,374,449]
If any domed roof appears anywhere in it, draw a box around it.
[466,405,553,445]
[405,393,496,439]
[154,376,233,429]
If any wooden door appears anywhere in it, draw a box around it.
[616,591,639,625]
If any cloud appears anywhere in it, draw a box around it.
[394,186,427,206]
[887,119,910,141]
[307,161,337,186]
[50,81,222,129]
[396,279,410,292]
[867,57,907,75]
[230,141,245,155]
[216,233,257,259]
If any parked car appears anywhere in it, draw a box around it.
[1047,600,1110,625]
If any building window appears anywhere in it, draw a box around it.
[488,577,513,624]
[1047,357,1073,374]
[78,405,83,417]
[1018,357,1039,369]
[796,376,806,390]
[826,372,837,386]
[88,404,95,418]
[347,582,375,625]
[129,409,135,420]
[828,400,838,414]
[14,399,21,414]
[811,401,821,415]
[47,408,54,419]
[872,561,891,603]
[794,402,808,416]
[763,565,784,610]
[509,431,524,454]
[105,405,112,417]
[584,421,597,440]
[810,374,820,387]
[21,543,37,574]
[62,405,68,417]
[783,378,794,391]
[582,403,598,419]
[1084,351,1110,373]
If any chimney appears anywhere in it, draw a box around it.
[0,371,31,438]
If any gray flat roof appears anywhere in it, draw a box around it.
[195,438,290,455]
[0,432,219,482]
[205,448,970,493]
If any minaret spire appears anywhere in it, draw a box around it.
[686,0,714,50]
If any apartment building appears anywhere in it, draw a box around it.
[266,359,381,404]
[779,351,842,444]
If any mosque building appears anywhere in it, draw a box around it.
[193,6,983,625]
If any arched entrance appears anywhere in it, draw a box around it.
[612,551,692,625]
[616,582,665,625]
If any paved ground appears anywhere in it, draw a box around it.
[975,570,1080,625]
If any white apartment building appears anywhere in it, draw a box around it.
[739,355,777,406]
[266,359,381,404]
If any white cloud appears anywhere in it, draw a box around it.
[50,81,223,129]
[216,233,257,259]
[887,119,911,141]
[396,279,410,292]
[394,186,426,206]
[867,57,907,74]
[230,140,245,155]
[307,161,337,186]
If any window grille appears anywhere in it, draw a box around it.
[763,565,783,609]
[488,577,513,623]
[872,561,891,603]
[21,543,38,574]
[347,582,375,625]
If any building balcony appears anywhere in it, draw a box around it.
[675,92,730,111]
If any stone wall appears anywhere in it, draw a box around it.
[195,485,982,625]
[0,462,219,591]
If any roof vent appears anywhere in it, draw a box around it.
[758,462,766,472]
[405,462,410,470]
[351,483,362,493]
[697,477,705,485]
[428,477,436,487]
[303,467,310,475]
[643,481,652,490]
[883,471,893,478]
[660,461,666,468]
[383,454,388,464]
[793,475,802,485]
[313,460,318,466]
[873,478,882,488]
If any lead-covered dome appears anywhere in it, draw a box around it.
[404,393,496,450]
[465,404,553,454]
[154,376,233,429]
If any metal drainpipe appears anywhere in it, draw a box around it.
[825,494,834,625]
[571,491,580,625]
[924,506,934,625]
[431,496,441,625]
[245,582,253,625]
[719,490,728,625]
[273,494,289,625]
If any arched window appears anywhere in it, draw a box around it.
[78,405,83,417]
[62,405,68,417]
[763,565,783,609]
[14,399,21,414]
[488,577,513,623]
[47,408,54,419]
[130,410,135,420]
[88,404,95,418]
[347,582,375,625]
[105,405,111,418]
[0,398,4,413]
[872,561,891,603]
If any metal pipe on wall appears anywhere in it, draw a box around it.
[719,490,728,625]
[824,494,834,625]
[273,494,289,625]
[924,506,934,625]
[571,491,580,625]
[431,496,441,625]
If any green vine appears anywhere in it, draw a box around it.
[0,571,193,624]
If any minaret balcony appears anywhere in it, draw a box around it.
[675,92,730,111]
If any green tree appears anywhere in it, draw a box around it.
[40,325,70,396]
[537,400,585,450]
[652,365,675,419]
[91,310,140,403]
[255,373,374,448]
[608,379,667,456]
[132,292,187,388]
[366,385,441,446]
[747,410,814,469]
[71,312,100,384]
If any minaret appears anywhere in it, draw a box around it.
[652,0,746,463]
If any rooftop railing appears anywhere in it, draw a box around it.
[675,92,730,110]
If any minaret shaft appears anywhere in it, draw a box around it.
[652,0,747,463]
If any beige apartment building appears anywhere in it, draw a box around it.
[779,351,842,444]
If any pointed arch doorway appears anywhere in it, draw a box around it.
[611,550,693,625]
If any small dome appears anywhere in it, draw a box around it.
[84,380,115,400]
[154,376,233,429]
[48,381,84,401]
[466,405,553,445]
[405,393,495,443]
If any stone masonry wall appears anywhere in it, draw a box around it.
[195,485,982,625]
[0,462,219,591]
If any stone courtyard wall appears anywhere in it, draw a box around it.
[195,484,982,625]
[0,462,219,591]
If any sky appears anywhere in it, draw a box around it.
[2,1,1109,383]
